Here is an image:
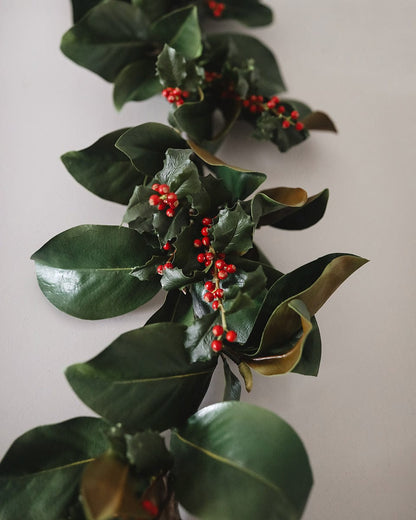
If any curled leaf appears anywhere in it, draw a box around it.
[238,362,253,392]
[301,111,337,132]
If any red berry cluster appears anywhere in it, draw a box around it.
[205,71,222,83]
[266,96,305,131]
[211,324,237,353]
[162,87,189,107]
[207,0,225,17]
[242,95,265,114]
[148,183,179,218]
[142,500,159,517]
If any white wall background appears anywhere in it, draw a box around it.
[1,1,415,518]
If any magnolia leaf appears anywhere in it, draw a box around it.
[256,188,329,230]
[207,33,286,96]
[113,59,162,110]
[61,128,142,205]
[66,323,217,432]
[251,187,308,227]
[173,98,214,143]
[31,225,160,319]
[217,0,273,27]
[116,123,187,176]
[247,254,368,357]
[71,0,106,23]
[150,6,202,60]
[125,431,173,476]
[146,290,194,326]
[171,402,313,520]
[246,300,313,376]
[223,358,241,401]
[238,362,253,392]
[0,417,109,520]
[292,317,321,377]
[211,203,254,255]
[61,2,151,82]
[132,0,171,22]
[188,140,266,200]
[301,111,337,132]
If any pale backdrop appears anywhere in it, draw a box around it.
[1,1,415,518]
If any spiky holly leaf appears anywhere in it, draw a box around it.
[211,203,254,255]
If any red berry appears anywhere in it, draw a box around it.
[167,192,177,202]
[163,242,171,251]
[267,100,276,109]
[296,122,305,131]
[158,201,167,210]
[202,217,212,225]
[194,239,202,248]
[204,281,215,292]
[212,325,224,336]
[182,91,190,98]
[166,208,175,217]
[208,0,216,9]
[212,300,220,311]
[243,99,250,108]
[211,340,223,352]
[202,236,210,247]
[215,259,225,270]
[149,194,160,206]
[205,252,214,261]
[167,95,176,103]
[214,288,224,299]
[172,88,181,96]
[225,330,237,342]
[169,200,179,209]
[201,227,210,236]
[176,99,184,106]
[217,270,228,280]
[226,264,237,274]
[249,105,257,113]
[164,262,173,269]
[157,265,164,275]
[204,292,214,303]
[277,105,286,114]
[158,184,170,194]
[291,110,299,120]
[282,120,291,129]
[205,259,212,267]
[272,96,280,104]
[162,90,169,98]
[142,500,159,517]
[217,253,225,260]
[197,253,205,263]
[151,183,160,191]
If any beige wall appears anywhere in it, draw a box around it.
[1,1,415,518]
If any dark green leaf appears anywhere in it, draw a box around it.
[212,0,273,27]
[31,225,160,319]
[184,312,219,363]
[171,402,313,520]
[172,98,214,143]
[113,59,162,110]
[0,417,109,520]
[125,431,173,476]
[66,323,217,432]
[207,33,286,96]
[292,317,321,377]
[61,128,142,205]
[156,45,187,87]
[252,109,308,152]
[211,203,254,255]
[123,185,156,232]
[116,123,187,176]
[270,189,329,230]
[150,6,202,60]
[61,2,151,82]
[146,290,194,326]
[160,267,204,291]
[222,359,241,401]
[132,0,171,22]
[188,140,266,200]
[71,0,105,23]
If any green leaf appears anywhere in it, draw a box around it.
[125,431,173,476]
[252,109,308,152]
[61,128,142,205]
[211,203,254,255]
[115,123,187,176]
[160,267,204,291]
[132,0,171,22]
[222,359,241,401]
[61,2,152,82]
[156,45,187,87]
[184,312,219,363]
[292,317,321,377]
[188,140,266,200]
[271,189,329,230]
[146,289,194,326]
[171,402,313,520]
[207,33,286,96]
[31,225,160,319]
[71,0,105,22]
[66,323,217,432]
[172,98,214,143]
[150,6,202,60]
[0,417,109,520]
[123,185,156,232]
[113,59,162,110]
[221,0,273,27]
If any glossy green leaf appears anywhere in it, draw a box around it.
[184,312,219,363]
[217,0,273,27]
[61,128,142,205]
[132,0,171,22]
[31,225,160,319]
[116,123,187,176]
[0,417,109,520]
[171,402,313,520]
[150,6,202,60]
[172,98,214,143]
[188,140,266,200]
[160,267,204,291]
[71,0,105,22]
[291,317,321,376]
[125,431,173,476]
[207,33,286,96]
[113,59,162,110]
[156,45,187,87]
[146,289,194,326]
[66,323,217,432]
[61,2,151,82]
[222,359,241,401]
[211,203,254,255]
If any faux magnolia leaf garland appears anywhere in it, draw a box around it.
[0,2,367,519]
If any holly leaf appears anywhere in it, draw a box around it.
[188,140,266,200]
[150,6,202,60]
[61,128,142,205]
[116,123,187,176]
[171,402,313,520]
[146,289,194,326]
[66,323,217,432]
[31,225,160,319]
[61,2,151,82]
[113,59,162,110]
[156,45,187,87]
[252,109,308,152]
[184,312,219,363]
[123,185,156,232]
[211,203,254,255]
[0,417,109,520]
[160,266,204,291]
